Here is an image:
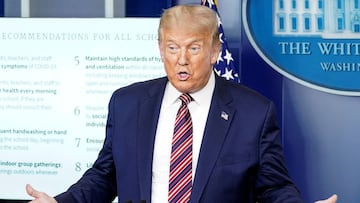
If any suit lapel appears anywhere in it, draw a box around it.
[190,76,235,203]
[135,76,235,202]
[136,78,167,201]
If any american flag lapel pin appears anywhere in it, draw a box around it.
[221,111,229,121]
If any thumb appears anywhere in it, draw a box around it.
[328,194,338,202]
[26,184,41,198]
[314,194,338,203]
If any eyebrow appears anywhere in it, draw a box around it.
[165,38,204,45]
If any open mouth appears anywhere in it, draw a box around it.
[177,72,190,80]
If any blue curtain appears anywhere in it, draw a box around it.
[125,0,173,17]
[0,0,4,16]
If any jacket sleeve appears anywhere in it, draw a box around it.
[54,95,118,203]
[256,102,304,203]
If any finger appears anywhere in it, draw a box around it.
[329,194,338,202]
[26,184,41,198]
[314,194,338,203]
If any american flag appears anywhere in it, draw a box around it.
[201,0,240,83]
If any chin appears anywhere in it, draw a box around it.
[174,85,191,93]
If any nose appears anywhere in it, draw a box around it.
[178,48,189,66]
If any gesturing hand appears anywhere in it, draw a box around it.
[26,184,58,203]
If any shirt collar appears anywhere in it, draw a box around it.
[163,71,215,106]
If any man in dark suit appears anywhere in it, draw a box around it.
[26,4,337,203]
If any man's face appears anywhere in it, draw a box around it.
[159,28,219,93]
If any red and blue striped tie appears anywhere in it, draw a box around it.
[168,93,193,203]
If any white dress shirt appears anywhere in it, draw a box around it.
[151,72,215,203]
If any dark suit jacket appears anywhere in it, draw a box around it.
[56,75,304,203]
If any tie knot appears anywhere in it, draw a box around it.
[179,93,193,105]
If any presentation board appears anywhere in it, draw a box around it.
[0,18,165,200]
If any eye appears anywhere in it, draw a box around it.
[167,44,179,54]
[189,45,200,54]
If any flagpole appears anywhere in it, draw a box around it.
[104,0,114,18]
[21,0,30,17]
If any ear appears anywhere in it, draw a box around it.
[158,41,165,61]
[210,43,221,65]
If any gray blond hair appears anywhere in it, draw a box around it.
[158,5,220,47]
